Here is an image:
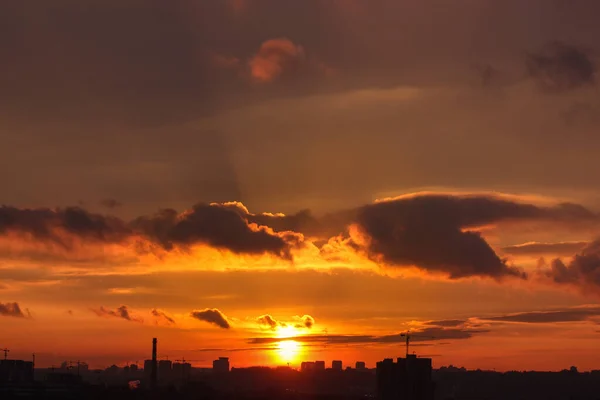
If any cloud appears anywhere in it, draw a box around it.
[502,241,589,256]
[0,302,26,318]
[256,314,282,330]
[249,38,305,83]
[249,326,485,346]
[0,206,131,247]
[423,319,467,328]
[527,42,596,93]
[294,314,315,329]
[0,202,303,261]
[191,308,231,329]
[485,306,600,323]
[347,193,596,280]
[132,203,303,259]
[544,241,600,292]
[256,314,315,330]
[151,309,175,325]
[100,199,123,209]
[92,305,142,323]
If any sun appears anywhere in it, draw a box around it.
[276,340,300,364]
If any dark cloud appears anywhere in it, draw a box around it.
[544,241,600,292]
[256,314,315,330]
[92,305,142,323]
[485,306,600,323]
[0,206,131,247]
[256,314,282,330]
[132,203,302,259]
[151,308,175,325]
[0,302,26,318]
[249,326,485,346]
[527,42,596,93]
[349,194,596,280]
[294,314,315,329]
[190,308,231,329]
[502,241,589,256]
[0,202,302,260]
[100,199,123,209]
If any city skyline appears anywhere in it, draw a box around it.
[2,1,600,373]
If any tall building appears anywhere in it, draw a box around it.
[213,357,230,373]
[143,359,153,380]
[172,362,191,382]
[356,361,366,370]
[301,361,315,372]
[315,361,325,371]
[376,355,434,400]
[158,360,172,382]
[151,338,158,389]
[332,360,343,371]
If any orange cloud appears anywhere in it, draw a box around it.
[249,38,305,83]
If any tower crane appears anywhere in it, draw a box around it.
[400,331,435,357]
[1,348,9,360]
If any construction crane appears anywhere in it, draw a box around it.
[400,331,435,357]
[1,348,9,360]
[66,361,85,376]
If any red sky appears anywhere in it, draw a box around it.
[2,0,600,372]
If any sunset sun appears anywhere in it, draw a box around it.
[276,340,300,364]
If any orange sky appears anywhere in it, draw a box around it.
[2,0,600,372]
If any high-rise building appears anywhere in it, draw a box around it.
[143,359,153,380]
[158,360,172,382]
[172,362,192,381]
[376,355,434,400]
[315,361,326,371]
[356,361,366,370]
[151,338,158,389]
[301,361,315,372]
[213,357,230,373]
[332,360,343,371]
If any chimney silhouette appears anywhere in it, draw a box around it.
[151,338,157,389]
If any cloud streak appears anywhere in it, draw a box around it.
[191,308,231,329]
[151,309,175,325]
[92,305,142,323]
[249,326,486,346]
[502,241,589,256]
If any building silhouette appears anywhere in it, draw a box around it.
[315,361,325,371]
[377,355,434,400]
[213,357,230,373]
[301,361,315,372]
[158,360,172,382]
[0,359,34,384]
[356,361,366,370]
[332,360,343,371]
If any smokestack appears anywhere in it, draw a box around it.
[151,338,157,389]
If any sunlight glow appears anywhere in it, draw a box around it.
[277,325,299,338]
[276,340,300,364]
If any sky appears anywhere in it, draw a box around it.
[2,0,600,372]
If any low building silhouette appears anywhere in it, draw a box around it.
[213,357,230,374]
[0,359,34,384]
